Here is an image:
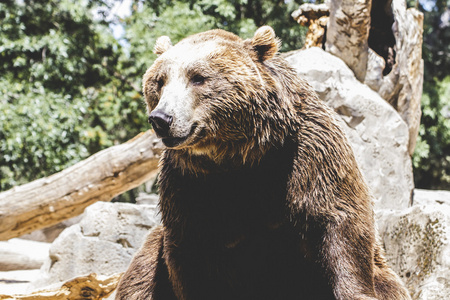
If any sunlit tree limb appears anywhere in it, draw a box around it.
[0,131,163,241]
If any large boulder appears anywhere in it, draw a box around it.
[377,189,450,300]
[0,269,41,295]
[19,216,82,243]
[286,47,414,210]
[31,201,160,289]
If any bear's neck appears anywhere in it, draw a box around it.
[159,139,298,246]
[163,144,281,174]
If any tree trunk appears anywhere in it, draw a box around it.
[325,0,372,82]
[298,0,423,155]
[0,131,163,241]
[376,0,424,154]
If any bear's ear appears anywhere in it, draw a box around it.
[250,26,280,61]
[154,36,172,55]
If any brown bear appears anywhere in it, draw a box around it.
[116,26,411,300]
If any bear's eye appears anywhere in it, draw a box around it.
[191,74,206,86]
[156,78,164,90]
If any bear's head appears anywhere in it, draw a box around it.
[143,26,298,164]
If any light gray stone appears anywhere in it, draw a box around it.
[135,192,159,206]
[19,215,82,243]
[364,49,385,92]
[31,201,160,289]
[286,47,414,210]
[413,189,450,206]
[376,189,450,300]
[0,239,50,271]
[0,269,41,295]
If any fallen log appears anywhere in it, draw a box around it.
[0,273,122,300]
[0,131,163,241]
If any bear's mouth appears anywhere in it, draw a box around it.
[161,136,188,148]
[162,123,200,148]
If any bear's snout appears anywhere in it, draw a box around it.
[149,110,173,138]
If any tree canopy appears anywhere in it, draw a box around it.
[411,0,450,189]
[1,0,134,189]
[0,0,307,192]
[0,0,448,192]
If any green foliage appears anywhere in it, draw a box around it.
[420,0,450,81]
[186,0,307,50]
[120,0,306,88]
[411,1,450,189]
[0,0,116,95]
[119,1,217,90]
[0,0,308,192]
[0,0,147,191]
[413,76,450,189]
[4,0,446,193]
[0,80,89,187]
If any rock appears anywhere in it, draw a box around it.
[0,239,50,271]
[31,201,160,289]
[0,269,41,295]
[376,189,450,300]
[413,189,450,206]
[364,49,386,92]
[135,192,159,206]
[19,215,82,243]
[286,47,414,210]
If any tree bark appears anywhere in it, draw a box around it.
[291,3,329,49]
[0,273,122,300]
[377,1,424,155]
[325,0,372,82]
[0,131,163,241]
[299,0,423,155]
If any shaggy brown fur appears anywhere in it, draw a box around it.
[116,26,411,300]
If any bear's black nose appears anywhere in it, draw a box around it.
[149,110,173,138]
